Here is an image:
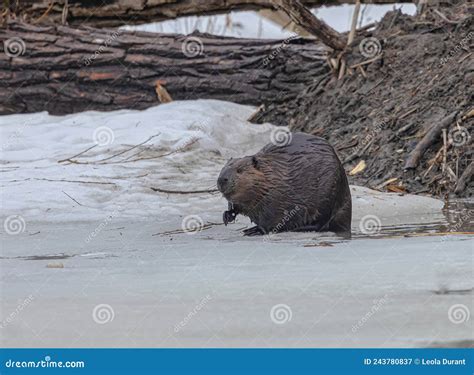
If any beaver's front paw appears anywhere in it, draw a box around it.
[243,226,264,236]
[223,210,237,226]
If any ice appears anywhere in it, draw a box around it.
[1,220,471,348]
[0,101,470,349]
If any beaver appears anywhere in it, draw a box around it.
[217,132,352,236]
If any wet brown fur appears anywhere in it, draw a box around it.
[218,132,352,236]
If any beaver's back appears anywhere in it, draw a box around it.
[258,132,344,193]
[254,132,351,233]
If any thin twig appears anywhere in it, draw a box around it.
[399,107,418,120]
[350,54,382,69]
[58,144,98,163]
[61,0,69,25]
[121,138,199,163]
[62,134,198,165]
[357,65,367,78]
[35,178,116,185]
[61,132,161,165]
[366,75,387,94]
[338,59,346,80]
[93,133,160,163]
[432,9,461,25]
[422,146,443,178]
[150,187,219,194]
[347,0,361,46]
[33,1,54,24]
[442,128,447,174]
[458,52,472,64]
[62,191,85,206]
[152,222,221,236]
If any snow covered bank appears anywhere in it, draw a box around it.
[0,100,274,222]
[1,100,444,232]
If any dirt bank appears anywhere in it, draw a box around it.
[258,3,473,199]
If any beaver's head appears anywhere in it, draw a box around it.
[217,155,267,207]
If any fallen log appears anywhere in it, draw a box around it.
[0,21,328,115]
[6,0,414,28]
[404,111,459,170]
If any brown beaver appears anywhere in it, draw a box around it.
[217,132,352,236]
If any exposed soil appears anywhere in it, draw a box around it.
[258,3,473,199]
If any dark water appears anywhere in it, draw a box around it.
[353,199,473,239]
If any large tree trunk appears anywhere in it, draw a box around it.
[7,0,413,28]
[0,21,328,115]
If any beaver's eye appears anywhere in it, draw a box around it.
[236,167,243,174]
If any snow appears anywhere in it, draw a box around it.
[0,100,274,222]
[122,4,417,38]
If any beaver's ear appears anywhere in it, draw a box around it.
[252,156,259,169]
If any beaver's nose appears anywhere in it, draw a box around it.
[217,177,228,191]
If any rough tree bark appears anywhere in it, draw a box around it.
[0,21,328,115]
[4,0,413,27]
[276,0,346,50]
